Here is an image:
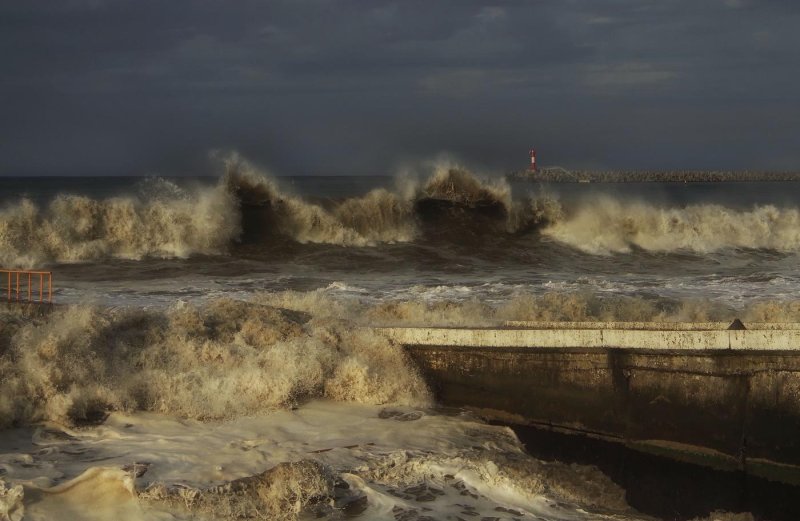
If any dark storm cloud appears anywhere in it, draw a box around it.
[1,0,798,175]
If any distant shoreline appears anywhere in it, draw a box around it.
[508,169,800,183]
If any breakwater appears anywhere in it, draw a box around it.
[375,321,800,485]
[509,169,800,182]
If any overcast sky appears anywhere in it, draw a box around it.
[1,0,798,176]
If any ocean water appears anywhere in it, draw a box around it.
[1,156,798,520]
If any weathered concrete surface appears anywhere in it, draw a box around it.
[375,323,800,483]
[504,320,800,331]
[377,325,800,350]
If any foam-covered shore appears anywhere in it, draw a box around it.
[0,401,645,521]
[0,294,774,520]
[0,297,637,520]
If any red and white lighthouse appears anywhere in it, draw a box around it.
[528,148,537,172]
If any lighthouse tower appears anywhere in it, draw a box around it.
[528,148,537,172]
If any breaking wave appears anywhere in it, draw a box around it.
[0,154,557,267]
[224,154,416,246]
[224,154,551,245]
[0,181,240,267]
[256,288,800,325]
[5,153,800,267]
[543,196,800,255]
[0,298,430,429]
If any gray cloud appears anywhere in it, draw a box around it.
[1,0,798,175]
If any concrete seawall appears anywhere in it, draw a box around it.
[374,322,800,484]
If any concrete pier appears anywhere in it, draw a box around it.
[375,322,800,484]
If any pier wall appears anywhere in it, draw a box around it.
[375,324,800,483]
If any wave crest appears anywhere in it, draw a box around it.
[10,156,800,264]
[225,155,414,246]
[1,155,563,266]
[0,183,239,267]
[543,196,800,254]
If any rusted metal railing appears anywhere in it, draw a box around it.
[1,269,52,304]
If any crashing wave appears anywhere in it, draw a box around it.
[0,299,430,428]
[542,196,800,254]
[6,153,800,267]
[0,181,239,267]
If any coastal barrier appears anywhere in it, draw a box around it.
[375,322,800,484]
[508,168,800,183]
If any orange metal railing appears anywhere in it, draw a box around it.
[1,269,53,304]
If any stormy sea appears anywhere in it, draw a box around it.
[2,155,799,521]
